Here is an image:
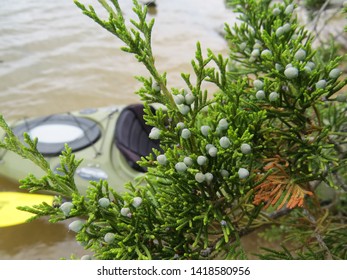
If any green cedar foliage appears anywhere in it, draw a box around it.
[0,0,346,259]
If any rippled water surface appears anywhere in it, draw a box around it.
[0,0,234,259]
[0,0,233,119]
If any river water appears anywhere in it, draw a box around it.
[0,0,234,259]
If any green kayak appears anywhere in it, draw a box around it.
[0,104,160,194]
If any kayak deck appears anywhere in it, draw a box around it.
[0,104,159,194]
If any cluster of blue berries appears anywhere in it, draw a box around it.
[156,116,252,186]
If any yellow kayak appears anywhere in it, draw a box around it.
[0,192,54,227]
[0,104,159,195]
